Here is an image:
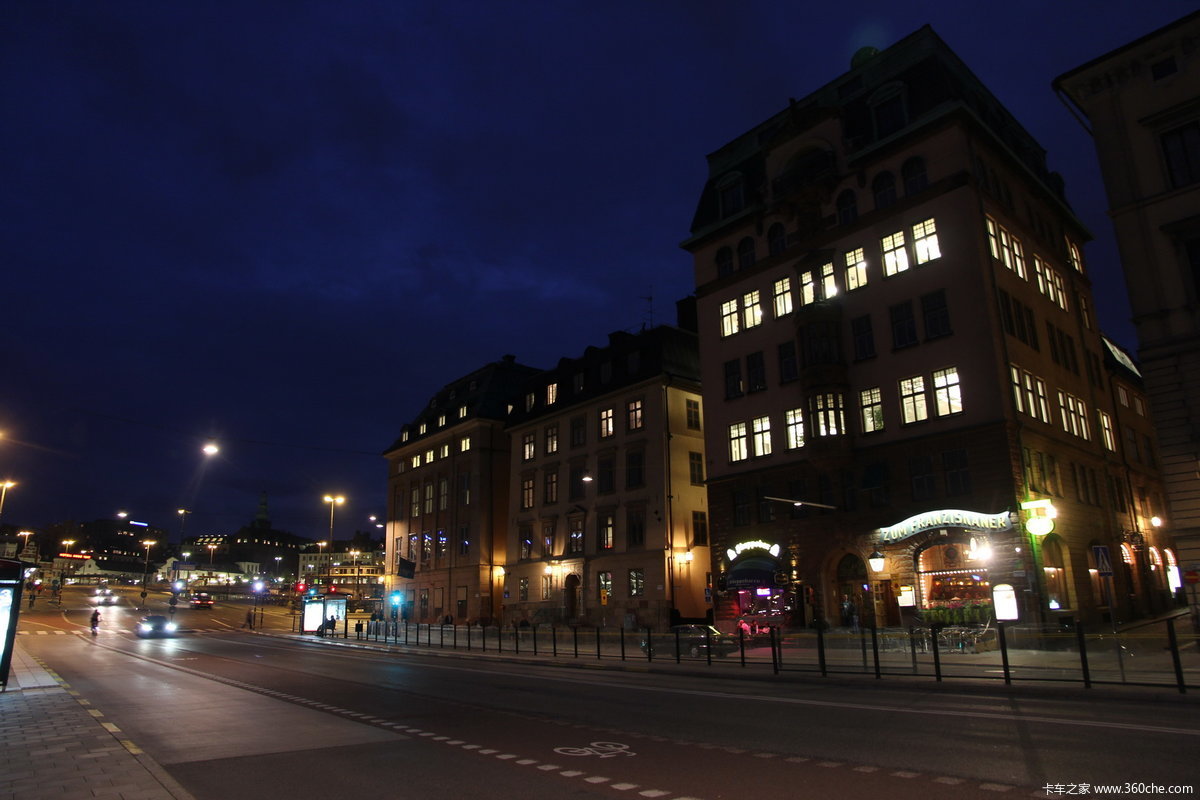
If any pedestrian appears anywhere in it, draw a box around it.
[90,610,100,635]
[243,610,254,630]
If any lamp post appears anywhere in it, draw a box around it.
[140,539,156,610]
[316,540,328,587]
[177,508,190,541]
[61,539,76,554]
[323,495,345,543]
[274,555,283,579]
[0,480,16,527]
[350,550,360,599]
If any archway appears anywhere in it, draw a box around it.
[563,573,581,621]
[835,554,868,630]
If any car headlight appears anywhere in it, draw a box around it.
[165,623,177,632]
[138,624,152,632]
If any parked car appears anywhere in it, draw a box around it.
[136,615,177,638]
[640,625,740,658]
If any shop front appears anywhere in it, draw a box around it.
[722,540,790,630]
[871,508,1019,627]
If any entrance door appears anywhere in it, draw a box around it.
[563,574,581,621]
[835,554,869,629]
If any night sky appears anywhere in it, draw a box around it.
[3,1,1191,544]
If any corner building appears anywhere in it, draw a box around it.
[383,356,540,625]
[682,27,1177,631]
[501,318,711,631]
[1054,11,1200,624]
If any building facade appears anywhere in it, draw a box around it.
[1054,11,1200,625]
[501,320,710,631]
[383,356,540,625]
[682,27,1176,631]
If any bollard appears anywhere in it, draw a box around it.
[870,624,880,679]
[998,621,1011,685]
[930,624,943,682]
[816,625,827,677]
[1166,618,1186,695]
[1076,623,1091,689]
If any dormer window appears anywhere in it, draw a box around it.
[718,175,745,217]
[870,84,907,139]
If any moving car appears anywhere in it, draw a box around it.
[93,587,118,605]
[189,592,213,608]
[136,615,177,638]
[639,624,740,658]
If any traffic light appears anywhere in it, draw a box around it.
[389,592,402,606]
[306,586,317,596]
[295,582,307,593]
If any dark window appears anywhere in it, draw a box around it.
[724,359,743,399]
[686,398,702,429]
[921,290,952,339]
[997,289,1015,335]
[716,247,734,278]
[570,416,586,447]
[836,190,858,226]
[778,341,798,383]
[627,508,645,548]
[872,88,906,138]
[943,449,970,496]
[746,351,767,392]
[732,489,752,526]
[902,156,928,195]
[802,321,841,365]
[720,180,745,216]
[862,462,890,507]
[909,455,937,501]
[1162,121,1200,189]
[872,171,897,209]
[625,450,644,489]
[597,456,615,494]
[767,223,787,256]
[851,315,875,360]
[757,489,776,523]
[688,452,705,485]
[692,511,708,546]
[889,302,918,349]
[737,237,756,270]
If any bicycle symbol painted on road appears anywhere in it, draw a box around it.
[553,741,636,758]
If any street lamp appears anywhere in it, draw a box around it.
[323,495,345,543]
[350,550,360,597]
[61,539,76,554]
[0,480,16,526]
[274,555,283,578]
[140,539,157,609]
[17,530,33,554]
[177,508,190,541]
[203,441,220,457]
[316,540,328,585]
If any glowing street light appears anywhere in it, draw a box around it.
[0,480,16,526]
[61,539,76,554]
[323,495,345,543]
[17,530,34,553]
[140,539,157,609]
[202,441,220,456]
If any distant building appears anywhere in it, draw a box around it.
[184,493,308,581]
[383,355,541,624]
[502,314,709,631]
[1054,11,1200,623]
[681,26,1176,630]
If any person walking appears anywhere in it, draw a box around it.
[243,610,254,630]
[90,609,100,635]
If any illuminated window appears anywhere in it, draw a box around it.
[1066,238,1083,273]
[845,248,867,290]
[460,436,471,452]
[439,444,449,458]
[546,383,558,405]
[729,422,749,462]
[932,367,962,416]
[1057,391,1090,440]
[437,414,446,427]
[882,230,909,276]
[411,455,422,468]
[518,577,529,601]
[597,571,613,598]
[438,478,449,511]
[425,449,435,464]
[458,405,467,418]
[752,415,772,457]
[598,514,615,550]
[544,424,558,454]
[821,262,838,298]
[860,387,884,433]
[524,393,535,411]
[541,575,553,600]
[986,217,1027,279]
[568,519,584,554]
[1042,536,1069,610]
[720,299,740,337]
[520,478,534,509]
[800,269,817,305]
[599,408,614,438]
[785,408,805,449]
[742,290,763,328]
[544,470,558,504]
[813,393,845,436]
[410,487,421,518]
[912,218,940,264]
[629,568,645,597]
[773,277,793,317]
[1099,411,1116,451]
[522,432,535,461]
[900,376,928,423]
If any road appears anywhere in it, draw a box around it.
[12,586,1200,799]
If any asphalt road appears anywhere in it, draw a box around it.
[14,586,1200,800]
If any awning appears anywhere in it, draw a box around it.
[726,555,781,590]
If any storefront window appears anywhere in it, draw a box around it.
[917,540,992,624]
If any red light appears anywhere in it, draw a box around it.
[295,582,307,593]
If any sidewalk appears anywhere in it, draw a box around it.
[0,638,195,800]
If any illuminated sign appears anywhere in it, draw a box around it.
[993,583,1019,620]
[726,540,781,561]
[878,510,1014,543]
[897,585,916,607]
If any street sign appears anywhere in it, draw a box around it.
[1185,570,1199,586]
[1092,545,1113,577]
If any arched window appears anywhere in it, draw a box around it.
[767,223,787,256]
[737,237,756,270]
[715,247,733,278]
[836,190,857,226]
[1042,535,1069,610]
[902,157,928,195]
[872,172,896,210]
